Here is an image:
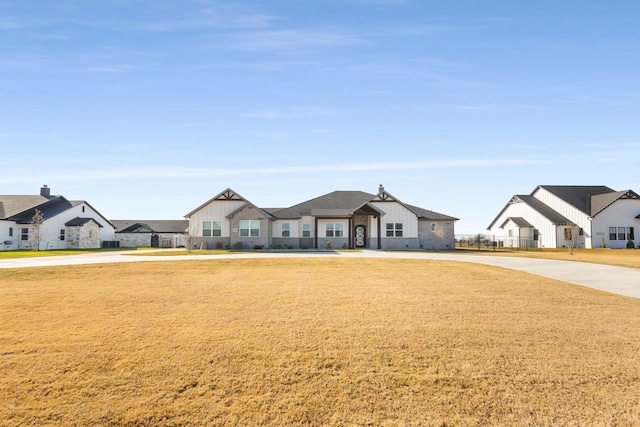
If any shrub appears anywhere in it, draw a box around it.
[601,237,606,248]
[325,241,332,249]
[627,240,635,249]
[214,241,223,250]
[232,242,243,250]
[253,245,263,250]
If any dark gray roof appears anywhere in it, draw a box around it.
[406,204,458,221]
[66,217,102,227]
[0,195,50,219]
[112,220,189,233]
[6,196,75,224]
[272,191,376,219]
[500,217,534,228]
[516,195,573,225]
[535,185,615,215]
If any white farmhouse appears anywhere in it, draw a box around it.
[186,185,457,250]
[0,185,115,250]
[488,185,640,249]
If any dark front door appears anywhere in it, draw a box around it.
[355,225,366,248]
[151,234,160,248]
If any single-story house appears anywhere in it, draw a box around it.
[185,185,458,250]
[112,220,189,248]
[0,185,115,250]
[487,185,640,249]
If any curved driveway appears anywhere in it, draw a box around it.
[1,250,639,299]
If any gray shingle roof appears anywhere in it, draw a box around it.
[0,195,50,219]
[503,217,534,227]
[66,217,103,227]
[271,191,376,219]
[112,220,189,233]
[536,185,615,215]
[515,195,573,225]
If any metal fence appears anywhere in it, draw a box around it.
[455,234,542,251]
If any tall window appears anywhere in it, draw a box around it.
[609,227,617,240]
[628,227,635,240]
[203,221,222,237]
[21,228,28,241]
[302,224,311,238]
[59,229,65,241]
[8,227,13,237]
[281,223,290,237]
[239,220,260,237]
[325,223,343,237]
[386,223,403,237]
[618,227,626,241]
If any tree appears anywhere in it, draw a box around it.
[565,224,580,255]
[29,209,47,251]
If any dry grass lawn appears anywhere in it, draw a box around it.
[457,247,640,269]
[1,258,640,426]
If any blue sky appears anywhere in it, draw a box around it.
[2,0,639,234]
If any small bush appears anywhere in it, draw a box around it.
[601,237,606,248]
[627,240,635,249]
[232,242,243,250]
[325,241,332,249]
[253,245,263,250]
[214,241,223,250]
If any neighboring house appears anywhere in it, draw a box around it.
[112,220,188,248]
[488,185,640,249]
[185,186,458,250]
[0,185,115,250]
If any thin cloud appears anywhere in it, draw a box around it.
[3,159,542,184]
[222,28,366,52]
[244,107,332,120]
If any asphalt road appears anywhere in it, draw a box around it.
[1,250,639,299]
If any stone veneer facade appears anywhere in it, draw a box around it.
[66,222,101,249]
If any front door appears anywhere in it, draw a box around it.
[355,225,366,248]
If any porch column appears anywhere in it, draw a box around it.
[377,216,382,249]
[348,217,353,249]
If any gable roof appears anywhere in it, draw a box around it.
[112,220,189,233]
[6,196,76,224]
[184,188,249,218]
[271,191,377,219]
[591,190,640,217]
[488,194,573,230]
[226,202,277,220]
[0,195,51,219]
[534,185,615,215]
[499,217,534,228]
[66,217,103,227]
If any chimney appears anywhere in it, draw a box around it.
[40,185,51,198]
[378,184,385,194]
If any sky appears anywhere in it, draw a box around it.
[1,0,639,234]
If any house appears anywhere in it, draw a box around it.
[112,220,188,248]
[0,185,115,250]
[487,185,640,249]
[185,185,457,250]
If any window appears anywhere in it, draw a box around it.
[239,220,260,237]
[431,223,437,232]
[609,227,617,240]
[59,229,65,241]
[325,223,343,237]
[386,223,403,237]
[21,228,28,241]
[628,227,635,240]
[281,223,290,237]
[618,227,626,241]
[203,221,222,237]
[8,227,13,237]
[302,224,311,238]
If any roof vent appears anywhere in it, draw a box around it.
[40,185,51,198]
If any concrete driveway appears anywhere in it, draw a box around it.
[1,250,639,299]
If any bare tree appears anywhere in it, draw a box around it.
[184,221,198,253]
[565,224,580,255]
[29,209,47,251]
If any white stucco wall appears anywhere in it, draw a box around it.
[371,201,418,238]
[488,200,556,248]
[188,200,245,237]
